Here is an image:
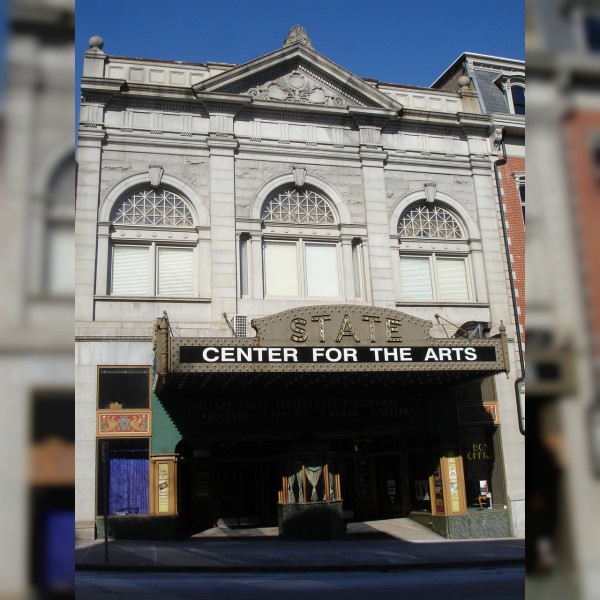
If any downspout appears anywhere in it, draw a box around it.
[493,129,526,435]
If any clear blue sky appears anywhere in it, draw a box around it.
[76,0,524,92]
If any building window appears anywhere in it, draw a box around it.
[514,172,525,223]
[109,187,196,297]
[97,438,149,516]
[496,75,525,116]
[261,186,343,299]
[112,188,193,226]
[98,367,150,410]
[511,86,525,115]
[263,240,340,298]
[45,154,75,296]
[398,204,464,239]
[519,184,525,222]
[397,203,472,302]
[584,14,600,52]
[262,188,336,225]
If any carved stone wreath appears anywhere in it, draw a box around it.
[247,70,348,107]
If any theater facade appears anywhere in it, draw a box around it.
[75,27,524,540]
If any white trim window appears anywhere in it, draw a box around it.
[260,187,343,299]
[513,172,525,223]
[109,188,197,297]
[397,203,473,302]
[496,75,525,116]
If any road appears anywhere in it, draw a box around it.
[76,566,524,599]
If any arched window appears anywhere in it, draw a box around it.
[260,186,343,298]
[109,187,196,297]
[397,204,465,239]
[112,188,194,227]
[261,188,336,225]
[397,203,472,302]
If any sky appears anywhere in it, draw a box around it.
[76,0,524,94]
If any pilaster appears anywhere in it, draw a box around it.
[360,148,395,308]
[76,129,105,323]
[207,135,239,325]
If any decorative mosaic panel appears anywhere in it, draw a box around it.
[97,411,151,436]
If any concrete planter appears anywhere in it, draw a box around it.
[409,509,512,539]
[278,500,344,540]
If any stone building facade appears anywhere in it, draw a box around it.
[432,53,525,376]
[76,28,524,541]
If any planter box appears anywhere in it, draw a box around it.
[278,500,344,540]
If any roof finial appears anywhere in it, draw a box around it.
[284,25,313,49]
[88,35,104,51]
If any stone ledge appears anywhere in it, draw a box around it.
[409,509,512,539]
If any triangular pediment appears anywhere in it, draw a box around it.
[193,43,401,113]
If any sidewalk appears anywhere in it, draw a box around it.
[76,518,525,572]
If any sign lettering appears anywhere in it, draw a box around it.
[180,345,496,364]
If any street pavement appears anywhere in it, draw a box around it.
[76,517,524,573]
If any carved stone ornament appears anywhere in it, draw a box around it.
[424,182,437,204]
[149,164,164,188]
[284,25,313,49]
[247,70,354,107]
[293,166,307,187]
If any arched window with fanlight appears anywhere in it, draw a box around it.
[259,186,343,299]
[397,203,473,302]
[109,187,197,297]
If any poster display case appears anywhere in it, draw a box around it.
[428,454,467,516]
[150,454,178,516]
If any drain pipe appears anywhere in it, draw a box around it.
[493,128,525,434]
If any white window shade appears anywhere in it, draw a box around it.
[400,256,433,300]
[112,246,149,295]
[264,242,298,296]
[47,224,74,294]
[437,258,469,301]
[157,247,194,296]
[305,243,339,297]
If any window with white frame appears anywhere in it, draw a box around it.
[514,172,525,223]
[397,203,472,302]
[109,188,196,297]
[45,154,75,296]
[496,75,525,116]
[260,186,343,298]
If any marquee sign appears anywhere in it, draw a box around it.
[179,345,496,365]
[163,305,508,375]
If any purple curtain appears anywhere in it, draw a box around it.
[109,449,149,515]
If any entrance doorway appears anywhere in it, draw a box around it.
[213,461,261,527]
[374,454,407,517]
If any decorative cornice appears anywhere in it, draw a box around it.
[75,336,153,342]
[81,76,125,96]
